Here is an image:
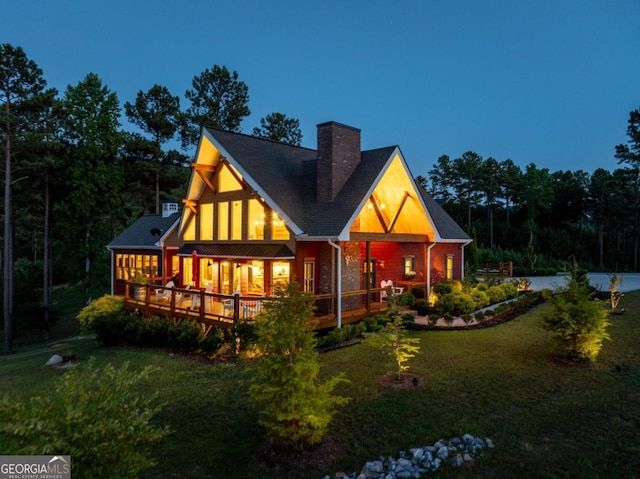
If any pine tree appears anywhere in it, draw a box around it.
[248,282,348,449]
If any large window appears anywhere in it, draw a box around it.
[248,260,264,294]
[231,200,242,240]
[272,213,289,240]
[115,253,159,281]
[218,202,229,240]
[248,199,264,240]
[272,261,290,292]
[200,203,213,240]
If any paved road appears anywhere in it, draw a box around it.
[523,272,640,292]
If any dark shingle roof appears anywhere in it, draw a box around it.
[416,182,471,241]
[206,127,470,242]
[205,128,315,228]
[107,213,180,248]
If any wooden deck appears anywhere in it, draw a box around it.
[124,283,391,334]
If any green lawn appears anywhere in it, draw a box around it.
[2,292,639,479]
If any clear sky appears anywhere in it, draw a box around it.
[5,0,639,176]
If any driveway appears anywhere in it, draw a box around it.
[522,272,640,292]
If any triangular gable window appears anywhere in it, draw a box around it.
[351,155,434,235]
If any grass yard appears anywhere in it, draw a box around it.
[1,291,639,478]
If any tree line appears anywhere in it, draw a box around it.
[417,111,640,275]
[1,41,638,353]
[0,43,302,353]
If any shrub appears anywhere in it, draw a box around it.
[475,281,489,291]
[432,282,453,295]
[76,294,125,334]
[543,277,610,363]
[0,358,168,478]
[414,299,430,316]
[90,309,132,346]
[401,312,416,327]
[395,291,416,307]
[499,282,519,299]
[487,285,507,304]
[471,289,491,309]
[167,320,201,353]
[199,328,226,355]
[443,313,454,325]
[364,314,388,332]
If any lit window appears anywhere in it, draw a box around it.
[231,200,242,240]
[115,253,159,281]
[218,202,229,240]
[445,255,454,281]
[218,163,243,192]
[248,260,264,294]
[272,213,289,240]
[403,256,415,277]
[200,203,213,240]
[248,199,264,240]
[183,215,195,240]
[303,260,315,293]
[272,261,290,292]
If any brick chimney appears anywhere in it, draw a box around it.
[316,121,361,203]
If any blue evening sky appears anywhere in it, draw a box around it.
[5,0,639,176]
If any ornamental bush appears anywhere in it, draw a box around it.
[542,276,610,363]
[76,294,125,334]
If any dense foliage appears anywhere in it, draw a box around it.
[248,283,349,449]
[0,358,168,478]
[542,274,611,363]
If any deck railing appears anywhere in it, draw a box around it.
[124,282,391,332]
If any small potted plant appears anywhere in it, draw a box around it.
[132,273,147,301]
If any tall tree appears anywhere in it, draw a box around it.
[58,73,124,302]
[124,84,183,213]
[252,112,302,145]
[520,163,553,246]
[587,168,614,268]
[498,158,522,225]
[615,107,640,271]
[615,107,640,167]
[182,65,250,148]
[0,44,56,353]
[453,151,483,232]
[478,157,502,249]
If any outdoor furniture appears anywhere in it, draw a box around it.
[380,280,404,302]
[154,280,175,300]
[242,299,263,318]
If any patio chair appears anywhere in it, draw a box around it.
[154,280,175,301]
[380,280,404,302]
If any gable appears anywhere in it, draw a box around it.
[350,153,434,236]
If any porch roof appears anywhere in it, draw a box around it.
[177,243,295,259]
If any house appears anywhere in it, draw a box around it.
[109,121,471,328]
[107,202,181,296]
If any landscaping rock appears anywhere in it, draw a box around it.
[45,354,63,366]
[328,435,493,479]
